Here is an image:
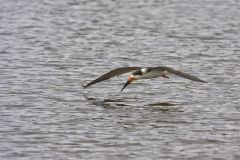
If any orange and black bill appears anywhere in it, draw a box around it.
[121,77,135,91]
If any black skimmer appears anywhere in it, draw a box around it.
[84,66,207,91]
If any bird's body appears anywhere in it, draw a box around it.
[84,66,207,91]
[137,68,170,79]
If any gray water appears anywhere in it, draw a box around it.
[0,0,240,159]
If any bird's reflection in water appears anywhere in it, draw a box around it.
[147,101,184,112]
[149,102,176,106]
[84,96,183,112]
[84,96,137,109]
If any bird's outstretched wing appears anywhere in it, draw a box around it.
[153,66,207,83]
[84,67,140,88]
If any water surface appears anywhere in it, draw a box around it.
[0,0,240,159]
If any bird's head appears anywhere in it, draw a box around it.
[121,75,137,91]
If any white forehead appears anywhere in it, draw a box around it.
[141,68,147,73]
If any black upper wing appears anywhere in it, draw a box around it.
[153,66,207,83]
[84,67,141,88]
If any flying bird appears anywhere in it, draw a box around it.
[84,66,207,91]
